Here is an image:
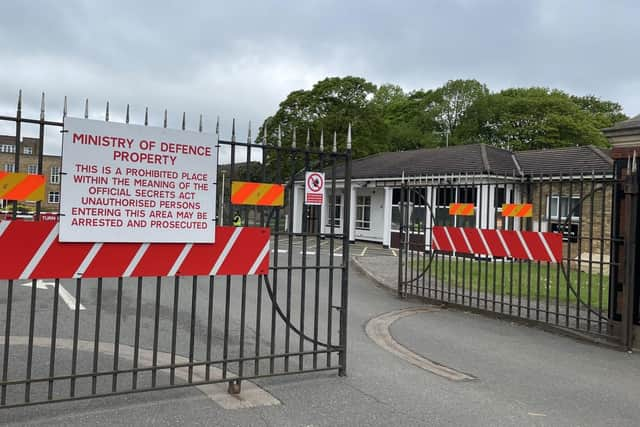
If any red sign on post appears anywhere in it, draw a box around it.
[305,172,324,205]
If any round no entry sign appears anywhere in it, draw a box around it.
[305,172,325,205]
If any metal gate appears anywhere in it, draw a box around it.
[397,168,626,341]
[0,92,352,408]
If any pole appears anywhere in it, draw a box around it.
[220,170,225,226]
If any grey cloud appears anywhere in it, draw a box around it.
[0,0,638,154]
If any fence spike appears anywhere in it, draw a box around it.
[633,150,637,173]
[216,116,220,136]
[84,99,89,118]
[181,112,186,130]
[292,126,296,148]
[199,114,203,133]
[627,156,631,175]
[306,128,310,148]
[277,125,282,147]
[63,96,68,118]
[144,107,149,126]
[40,92,45,120]
[17,89,22,112]
[163,109,168,128]
[347,123,352,150]
[247,120,252,145]
[320,129,324,151]
[105,101,110,122]
[231,118,236,142]
[332,131,337,152]
[126,104,130,124]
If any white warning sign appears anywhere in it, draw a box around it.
[305,171,324,205]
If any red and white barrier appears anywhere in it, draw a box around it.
[0,221,270,279]
[431,226,562,263]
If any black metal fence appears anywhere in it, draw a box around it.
[0,91,352,408]
[397,170,625,340]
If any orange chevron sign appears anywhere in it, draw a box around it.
[502,203,533,217]
[449,203,475,216]
[0,172,45,201]
[231,181,285,206]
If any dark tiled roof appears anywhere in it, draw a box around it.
[515,146,613,175]
[328,143,613,179]
[334,144,519,180]
[605,114,640,130]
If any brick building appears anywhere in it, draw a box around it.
[0,135,62,212]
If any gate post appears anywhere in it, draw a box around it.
[621,170,639,349]
[338,126,352,377]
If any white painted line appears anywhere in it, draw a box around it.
[391,249,397,257]
[123,243,150,277]
[210,227,243,275]
[20,280,86,311]
[168,244,193,276]
[20,225,59,279]
[300,251,316,255]
[496,230,511,258]
[443,227,456,254]
[74,242,103,278]
[459,228,473,253]
[365,307,476,381]
[249,242,270,274]
[477,229,493,257]
[515,230,533,261]
[360,246,367,256]
[0,220,10,238]
[334,245,343,252]
[333,253,343,257]
[539,233,557,263]
[9,336,280,409]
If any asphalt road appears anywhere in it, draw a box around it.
[1,238,640,426]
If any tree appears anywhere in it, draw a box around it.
[430,79,489,144]
[456,88,621,150]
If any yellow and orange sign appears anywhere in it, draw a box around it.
[502,203,533,217]
[0,172,45,201]
[231,181,285,206]
[448,203,475,216]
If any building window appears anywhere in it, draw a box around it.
[50,166,61,184]
[48,192,60,204]
[548,195,581,220]
[23,146,33,155]
[391,188,428,232]
[4,163,15,172]
[27,164,38,174]
[326,194,342,227]
[435,186,477,227]
[355,195,371,230]
[1,145,16,153]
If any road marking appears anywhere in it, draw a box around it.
[391,249,397,257]
[365,307,476,381]
[360,246,367,256]
[20,280,86,311]
[9,336,280,410]
[527,412,546,417]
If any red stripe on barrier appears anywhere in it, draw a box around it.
[501,231,529,260]
[482,230,509,258]
[179,227,235,275]
[462,228,486,255]
[217,227,268,275]
[31,241,93,278]
[432,226,562,263]
[0,221,271,279]
[83,244,143,278]
[0,220,54,278]
[447,227,470,253]
[131,244,187,277]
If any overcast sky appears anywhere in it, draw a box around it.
[0,0,638,153]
